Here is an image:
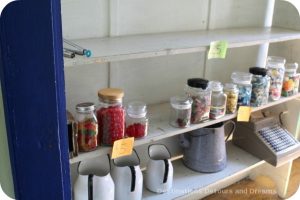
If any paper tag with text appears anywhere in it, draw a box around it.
[208,41,228,59]
[111,137,134,159]
[237,106,252,122]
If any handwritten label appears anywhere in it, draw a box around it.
[237,106,252,122]
[208,41,228,59]
[111,137,134,159]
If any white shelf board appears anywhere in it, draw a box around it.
[142,142,265,200]
[64,27,300,67]
[69,93,300,164]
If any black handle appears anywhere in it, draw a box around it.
[88,174,94,200]
[129,166,136,192]
[163,159,169,184]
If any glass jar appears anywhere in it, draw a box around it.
[185,78,211,124]
[125,101,148,139]
[75,102,98,152]
[97,88,125,146]
[169,96,192,128]
[208,81,227,119]
[282,63,298,97]
[266,56,286,101]
[224,83,239,114]
[231,72,252,106]
[249,67,270,107]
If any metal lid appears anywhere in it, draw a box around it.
[187,78,209,89]
[76,102,95,112]
[98,88,124,101]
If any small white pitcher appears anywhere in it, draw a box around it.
[145,144,173,193]
[111,149,143,200]
[73,155,114,200]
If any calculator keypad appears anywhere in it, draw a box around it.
[258,125,296,152]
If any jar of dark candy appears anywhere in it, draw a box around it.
[231,72,252,106]
[185,78,211,124]
[75,102,98,152]
[249,67,270,107]
[224,83,239,114]
[169,96,192,128]
[208,81,227,119]
[282,63,298,97]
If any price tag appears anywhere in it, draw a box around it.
[111,137,134,159]
[208,41,228,59]
[237,106,252,122]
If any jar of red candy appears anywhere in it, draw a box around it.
[125,101,148,139]
[97,88,125,146]
[75,102,98,152]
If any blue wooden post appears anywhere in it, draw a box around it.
[0,0,71,199]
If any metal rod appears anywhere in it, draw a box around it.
[63,49,75,59]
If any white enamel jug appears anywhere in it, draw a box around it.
[145,144,173,193]
[73,155,114,200]
[111,149,143,200]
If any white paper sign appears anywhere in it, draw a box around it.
[0,0,16,16]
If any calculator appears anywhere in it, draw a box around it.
[233,117,300,167]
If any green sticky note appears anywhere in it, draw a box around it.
[208,41,228,59]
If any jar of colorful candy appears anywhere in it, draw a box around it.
[169,96,192,128]
[224,83,239,114]
[231,72,252,106]
[208,81,227,119]
[282,63,298,97]
[97,88,125,146]
[266,56,286,101]
[125,101,148,138]
[75,102,98,152]
[185,78,211,124]
[249,67,270,107]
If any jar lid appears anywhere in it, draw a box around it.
[249,67,267,77]
[76,102,95,112]
[187,78,209,89]
[267,56,286,69]
[285,63,298,73]
[127,101,147,118]
[208,81,223,92]
[231,72,252,84]
[170,96,192,110]
[98,88,124,101]
[224,83,238,91]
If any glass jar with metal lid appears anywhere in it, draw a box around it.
[185,78,211,124]
[282,63,299,97]
[224,83,239,114]
[208,81,227,119]
[75,102,98,152]
[169,96,192,128]
[97,88,125,146]
[231,72,252,106]
[249,67,270,107]
[125,101,148,138]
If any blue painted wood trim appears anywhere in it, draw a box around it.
[0,0,71,199]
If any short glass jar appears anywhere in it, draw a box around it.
[266,56,286,101]
[224,83,239,114]
[231,72,252,106]
[125,101,148,139]
[185,78,211,124]
[96,88,125,146]
[169,96,192,128]
[249,67,270,107]
[282,63,299,97]
[208,81,227,119]
[75,102,98,152]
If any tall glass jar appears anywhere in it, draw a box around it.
[282,63,298,97]
[224,83,239,114]
[208,81,227,119]
[231,72,252,106]
[169,96,192,128]
[249,67,270,107]
[185,78,211,124]
[75,102,98,152]
[97,88,125,146]
[125,101,148,139]
[266,56,286,101]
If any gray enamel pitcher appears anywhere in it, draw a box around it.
[179,121,235,173]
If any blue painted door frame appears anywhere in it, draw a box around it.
[0,0,71,199]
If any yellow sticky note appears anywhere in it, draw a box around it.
[208,41,228,59]
[111,137,134,159]
[237,106,252,122]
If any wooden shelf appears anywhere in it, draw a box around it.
[142,142,265,200]
[64,27,300,67]
[69,93,300,164]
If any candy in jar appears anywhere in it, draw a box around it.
[185,78,211,124]
[97,88,125,146]
[208,81,227,119]
[266,56,286,101]
[169,96,192,128]
[224,83,238,114]
[282,63,298,97]
[231,72,252,106]
[75,103,98,152]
